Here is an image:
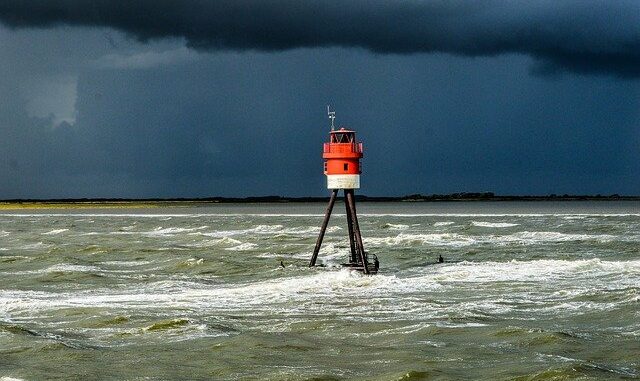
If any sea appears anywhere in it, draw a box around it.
[0,201,639,380]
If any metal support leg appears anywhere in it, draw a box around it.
[345,196,357,263]
[346,189,369,274]
[309,189,338,267]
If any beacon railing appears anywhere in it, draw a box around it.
[323,143,363,153]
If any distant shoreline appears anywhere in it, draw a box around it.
[1,193,639,210]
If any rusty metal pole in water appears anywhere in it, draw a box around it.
[345,195,357,263]
[346,189,369,274]
[309,189,339,267]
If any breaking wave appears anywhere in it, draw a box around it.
[365,231,617,247]
[382,223,410,230]
[225,243,259,251]
[471,221,519,228]
[42,228,69,235]
[3,258,637,316]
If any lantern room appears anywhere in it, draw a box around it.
[323,127,363,189]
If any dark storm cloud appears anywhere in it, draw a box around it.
[0,1,639,77]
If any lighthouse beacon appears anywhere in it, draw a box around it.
[323,119,363,189]
[309,107,377,274]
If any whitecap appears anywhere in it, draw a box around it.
[18,242,52,250]
[184,258,204,266]
[436,322,488,328]
[185,237,243,248]
[497,231,616,244]
[225,243,258,251]
[383,223,410,230]
[215,237,243,245]
[45,264,102,273]
[256,252,280,258]
[100,260,152,267]
[365,231,617,248]
[472,221,519,228]
[9,264,102,276]
[42,228,69,235]
[3,259,638,328]
[366,233,476,247]
[434,221,455,226]
[6,212,640,218]
[431,258,640,284]
[142,226,208,236]
[197,225,281,238]
[281,226,318,235]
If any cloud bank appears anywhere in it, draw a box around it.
[0,1,639,77]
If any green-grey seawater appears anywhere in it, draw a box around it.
[1,201,639,380]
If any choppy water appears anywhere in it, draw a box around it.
[1,201,639,380]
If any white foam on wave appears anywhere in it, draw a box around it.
[41,264,101,274]
[3,259,639,328]
[365,231,617,247]
[217,237,243,245]
[503,231,616,244]
[436,322,488,328]
[432,258,640,284]
[350,322,433,338]
[17,242,52,250]
[313,242,354,264]
[251,224,284,233]
[256,252,279,258]
[6,263,103,277]
[0,230,9,237]
[0,269,424,315]
[366,233,476,247]
[197,225,280,238]
[42,228,69,235]
[49,264,101,272]
[472,221,519,228]
[434,221,455,226]
[188,237,244,248]
[140,226,209,236]
[383,223,410,230]
[183,258,204,266]
[0,213,210,218]
[225,243,258,251]
[360,213,640,218]
[6,212,640,218]
[100,260,152,267]
[279,226,317,235]
[281,225,342,235]
[197,224,340,239]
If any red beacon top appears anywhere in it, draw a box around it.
[322,109,363,189]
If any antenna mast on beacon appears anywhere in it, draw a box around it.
[309,106,379,274]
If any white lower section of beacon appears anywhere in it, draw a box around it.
[327,174,360,189]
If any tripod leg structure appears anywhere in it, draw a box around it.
[345,189,369,274]
[345,196,357,263]
[309,189,339,267]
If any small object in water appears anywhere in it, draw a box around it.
[438,255,444,263]
[280,260,285,268]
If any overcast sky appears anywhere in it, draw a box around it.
[1,1,639,198]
